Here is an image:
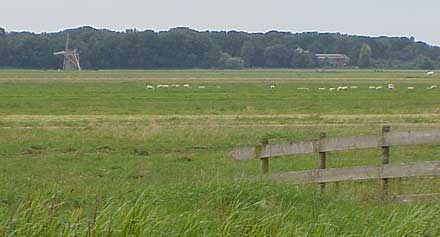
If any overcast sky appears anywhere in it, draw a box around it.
[1,0,439,45]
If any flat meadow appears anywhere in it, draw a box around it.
[0,69,439,236]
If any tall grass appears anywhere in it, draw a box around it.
[1,182,439,236]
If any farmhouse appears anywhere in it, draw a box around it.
[315,54,350,68]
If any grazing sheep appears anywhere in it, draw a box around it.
[270,85,275,89]
[407,86,415,90]
[369,86,376,90]
[427,71,434,76]
[146,85,154,90]
[198,86,206,89]
[172,84,181,88]
[350,86,358,89]
[183,84,191,88]
[337,86,348,92]
[329,88,336,91]
[318,88,326,91]
[375,86,383,90]
[387,84,395,90]
[428,85,437,90]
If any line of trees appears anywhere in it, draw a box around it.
[0,26,439,69]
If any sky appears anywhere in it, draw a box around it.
[1,0,439,45]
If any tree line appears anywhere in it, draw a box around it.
[0,26,439,69]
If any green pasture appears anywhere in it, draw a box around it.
[0,70,439,236]
[0,69,438,79]
[0,77,439,115]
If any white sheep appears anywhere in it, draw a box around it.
[407,86,415,90]
[329,88,336,91]
[428,85,437,90]
[350,86,358,89]
[146,85,154,90]
[369,86,376,90]
[337,86,348,92]
[375,86,383,90]
[318,88,326,91]
[172,84,181,88]
[198,86,206,89]
[183,84,191,88]
[270,85,275,89]
[427,71,434,76]
[387,84,395,90]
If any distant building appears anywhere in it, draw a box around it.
[315,54,350,68]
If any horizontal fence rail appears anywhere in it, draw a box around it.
[384,130,440,146]
[231,129,440,160]
[270,161,440,184]
[231,126,440,200]
[390,193,440,202]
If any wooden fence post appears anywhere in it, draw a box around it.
[382,125,391,199]
[259,139,269,175]
[319,132,327,191]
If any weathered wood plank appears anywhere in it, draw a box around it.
[232,140,319,160]
[232,135,381,160]
[231,146,256,161]
[385,130,440,146]
[231,129,440,161]
[271,161,440,184]
[320,135,381,152]
[390,193,440,202]
[260,141,318,158]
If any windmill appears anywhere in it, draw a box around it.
[54,34,81,71]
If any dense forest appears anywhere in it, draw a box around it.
[0,26,439,69]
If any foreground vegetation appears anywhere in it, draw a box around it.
[0,70,439,236]
[2,183,439,236]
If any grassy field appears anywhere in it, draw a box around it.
[0,69,439,236]
[0,69,439,80]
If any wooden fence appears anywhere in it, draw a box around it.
[231,126,440,200]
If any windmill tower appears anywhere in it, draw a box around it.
[54,34,81,71]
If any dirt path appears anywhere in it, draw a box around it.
[0,77,438,83]
[1,113,440,121]
[1,114,440,130]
